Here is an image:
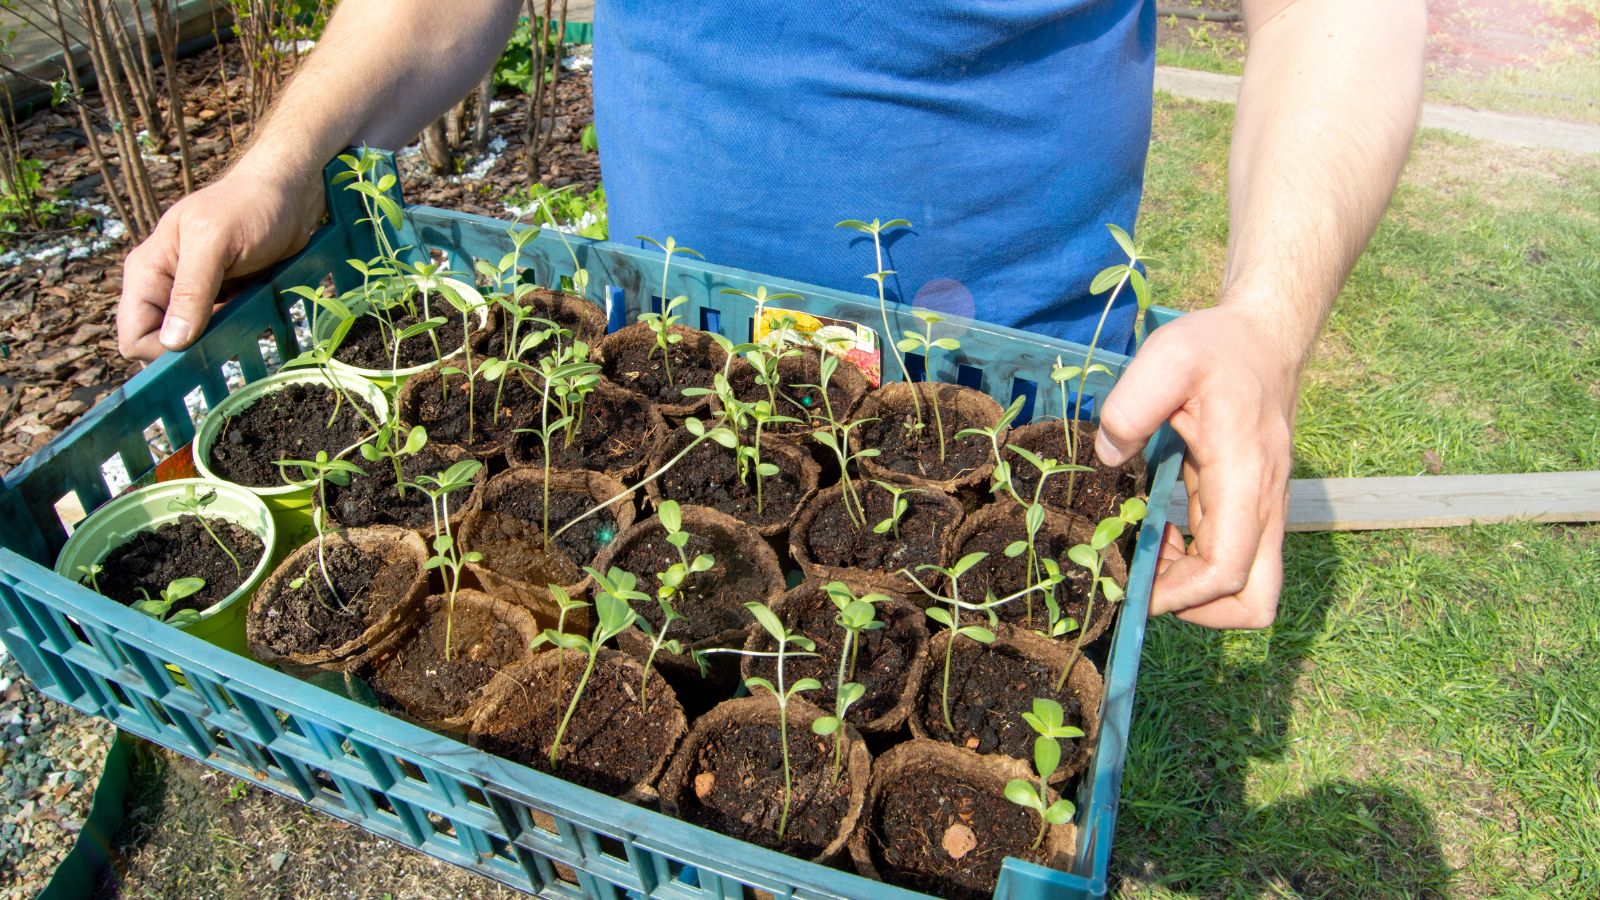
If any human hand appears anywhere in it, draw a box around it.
[117,163,325,361]
[1093,304,1299,629]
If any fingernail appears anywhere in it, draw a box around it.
[159,316,192,349]
[1095,429,1122,465]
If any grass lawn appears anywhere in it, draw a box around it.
[1115,94,1600,897]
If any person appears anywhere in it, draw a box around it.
[115,0,1426,630]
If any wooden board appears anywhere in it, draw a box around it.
[1165,471,1600,533]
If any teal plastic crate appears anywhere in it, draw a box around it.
[0,151,1185,900]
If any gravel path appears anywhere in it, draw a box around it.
[0,645,115,900]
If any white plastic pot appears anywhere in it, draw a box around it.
[54,479,278,655]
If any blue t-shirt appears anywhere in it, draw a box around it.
[593,1,1155,352]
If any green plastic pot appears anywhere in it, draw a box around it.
[192,368,388,553]
[53,479,278,655]
[311,275,489,392]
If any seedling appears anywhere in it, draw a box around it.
[166,485,243,576]
[655,501,715,604]
[741,601,821,842]
[801,354,879,527]
[405,459,485,661]
[956,396,1028,504]
[999,444,1092,632]
[1048,357,1112,506]
[901,555,1063,733]
[435,279,492,445]
[1003,698,1083,850]
[896,309,962,460]
[277,452,369,603]
[811,581,889,784]
[547,583,588,684]
[131,577,206,627]
[736,399,800,515]
[637,593,686,715]
[636,235,703,389]
[280,287,387,435]
[75,563,103,594]
[550,416,738,545]
[532,567,644,767]
[1057,224,1151,503]
[869,480,923,541]
[722,284,804,346]
[358,421,428,501]
[835,217,922,434]
[1058,498,1145,690]
[524,184,595,297]
[507,347,602,549]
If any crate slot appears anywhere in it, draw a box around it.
[903,351,926,382]
[51,493,87,534]
[956,363,984,391]
[98,455,133,496]
[700,307,722,335]
[1010,376,1039,425]
[142,419,173,460]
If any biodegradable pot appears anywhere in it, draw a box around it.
[322,442,486,533]
[660,695,870,862]
[709,346,871,444]
[313,276,491,391]
[644,428,820,541]
[1003,419,1149,525]
[457,467,636,619]
[596,322,728,420]
[847,740,1073,899]
[246,525,430,672]
[912,625,1102,784]
[482,286,608,349]
[506,378,668,482]
[394,359,544,462]
[740,578,928,734]
[597,505,786,686]
[54,479,277,656]
[851,381,1005,492]
[788,480,964,595]
[469,647,686,804]
[359,590,543,735]
[945,501,1127,646]
[193,369,388,553]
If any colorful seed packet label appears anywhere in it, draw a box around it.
[755,307,883,387]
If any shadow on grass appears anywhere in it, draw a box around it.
[1112,531,1452,897]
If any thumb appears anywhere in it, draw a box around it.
[1094,336,1197,466]
[159,233,231,351]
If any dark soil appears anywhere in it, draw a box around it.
[869,775,1049,900]
[1006,421,1144,524]
[334,303,485,371]
[724,347,860,437]
[607,526,767,645]
[477,651,677,797]
[919,639,1085,764]
[367,600,523,727]
[207,382,373,487]
[675,720,855,858]
[406,369,539,452]
[746,588,921,726]
[655,429,807,531]
[802,482,957,577]
[511,382,659,477]
[602,329,719,408]
[857,385,994,484]
[324,444,470,530]
[252,542,418,657]
[952,513,1100,635]
[93,516,262,615]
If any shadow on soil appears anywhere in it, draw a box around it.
[1112,531,1452,896]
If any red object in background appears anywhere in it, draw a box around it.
[153,443,198,483]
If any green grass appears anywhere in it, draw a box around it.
[1117,95,1600,897]
[1428,53,1600,125]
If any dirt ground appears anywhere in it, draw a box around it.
[98,741,527,899]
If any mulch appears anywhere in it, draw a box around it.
[0,39,598,477]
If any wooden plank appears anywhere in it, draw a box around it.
[1165,471,1600,533]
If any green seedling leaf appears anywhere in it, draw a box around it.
[1005,779,1043,811]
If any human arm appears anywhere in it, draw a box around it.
[1093,0,1425,628]
[116,0,522,360]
